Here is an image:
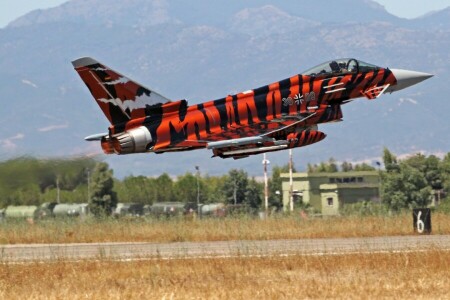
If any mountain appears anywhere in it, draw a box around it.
[229,5,320,37]
[9,0,399,29]
[0,0,449,178]
[8,0,176,28]
[413,7,450,29]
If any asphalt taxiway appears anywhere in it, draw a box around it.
[1,235,450,262]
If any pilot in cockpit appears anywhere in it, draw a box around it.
[330,60,350,74]
[330,61,340,73]
[339,62,349,72]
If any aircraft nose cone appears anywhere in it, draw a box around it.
[389,69,433,92]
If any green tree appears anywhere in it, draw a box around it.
[0,157,96,207]
[90,162,117,216]
[42,185,89,204]
[424,155,443,190]
[381,150,431,211]
[307,163,316,173]
[383,148,399,172]
[326,158,339,172]
[154,173,174,203]
[403,153,426,170]
[8,183,41,206]
[245,178,263,209]
[353,163,376,171]
[173,172,201,203]
[341,161,353,172]
[268,165,290,209]
[222,169,248,205]
[441,153,450,199]
[307,158,337,173]
[52,158,96,190]
[317,162,328,172]
[401,153,441,204]
[115,176,156,204]
[203,175,227,203]
[402,164,431,207]
[381,149,407,211]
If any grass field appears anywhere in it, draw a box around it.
[1,214,449,299]
[1,212,449,244]
[1,250,449,299]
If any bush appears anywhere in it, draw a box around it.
[340,201,389,216]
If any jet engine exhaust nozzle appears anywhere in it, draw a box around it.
[111,126,152,154]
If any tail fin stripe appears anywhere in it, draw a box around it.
[88,70,132,119]
[72,57,172,125]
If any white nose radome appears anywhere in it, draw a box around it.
[388,69,433,93]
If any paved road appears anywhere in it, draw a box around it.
[1,235,450,262]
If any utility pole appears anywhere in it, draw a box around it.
[195,166,200,206]
[87,169,91,203]
[289,149,294,212]
[233,179,237,205]
[262,153,270,215]
[195,166,200,217]
[375,161,382,203]
[56,176,60,204]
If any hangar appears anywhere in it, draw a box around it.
[281,171,380,215]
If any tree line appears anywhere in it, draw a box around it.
[1,148,450,214]
[0,157,266,214]
[114,169,264,209]
[0,157,96,207]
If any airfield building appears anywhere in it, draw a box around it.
[280,171,380,215]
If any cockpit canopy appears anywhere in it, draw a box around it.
[302,58,381,77]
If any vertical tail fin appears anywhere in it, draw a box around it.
[72,57,171,125]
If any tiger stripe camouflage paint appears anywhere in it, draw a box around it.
[72,57,402,159]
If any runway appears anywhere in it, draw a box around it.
[2,235,450,262]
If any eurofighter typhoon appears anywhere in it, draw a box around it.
[72,58,432,159]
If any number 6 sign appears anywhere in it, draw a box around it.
[413,208,432,234]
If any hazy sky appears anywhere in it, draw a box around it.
[1,0,450,28]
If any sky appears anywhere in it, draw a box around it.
[0,0,450,28]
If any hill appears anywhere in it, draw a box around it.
[0,0,448,177]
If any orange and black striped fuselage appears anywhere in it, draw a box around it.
[73,58,407,159]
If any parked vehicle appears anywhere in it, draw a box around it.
[200,203,226,218]
[113,203,144,218]
[5,205,39,220]
[150,202,198,218]
[0,201,253,222]
[53,203,90,218]
[3,203,84,221]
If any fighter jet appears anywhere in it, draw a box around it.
[72,58,432,159]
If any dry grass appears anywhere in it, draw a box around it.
[1,213,450,244]
[1,250,449,299]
